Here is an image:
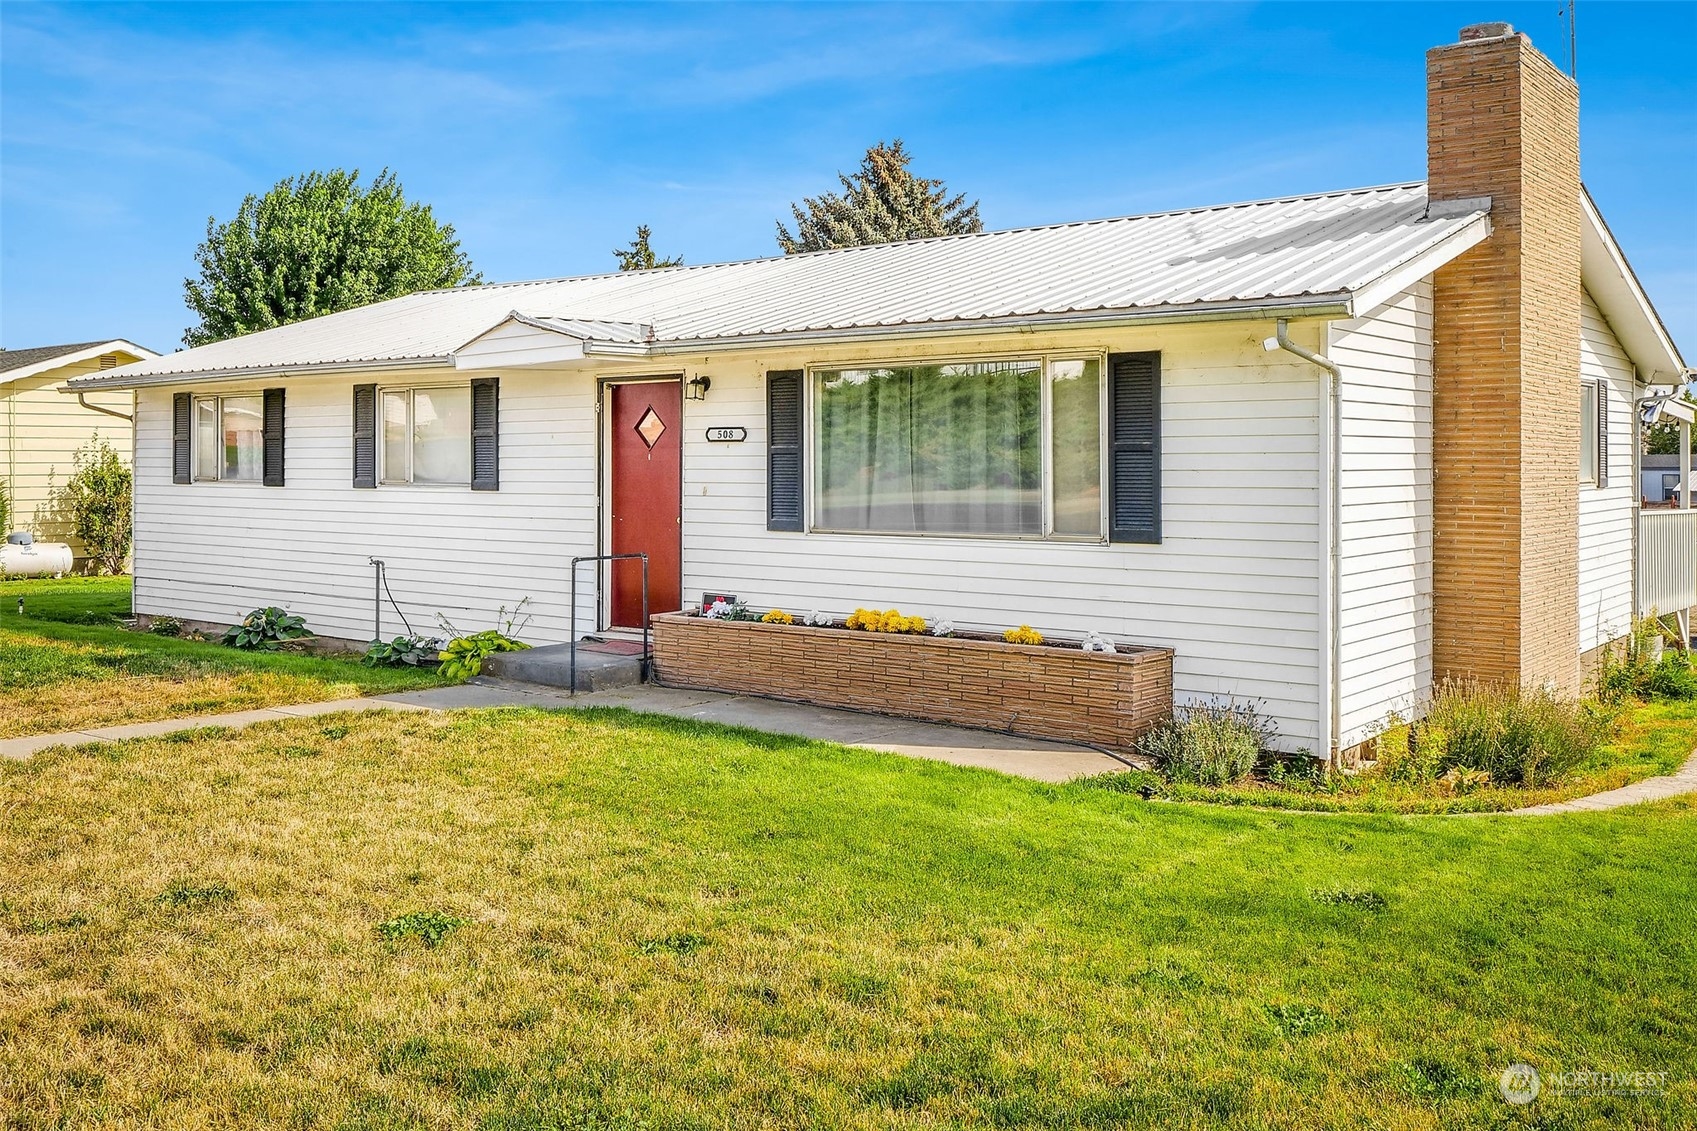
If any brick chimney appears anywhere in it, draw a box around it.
[1428,23,1583,693]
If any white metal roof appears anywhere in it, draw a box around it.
[75,182,1497,388]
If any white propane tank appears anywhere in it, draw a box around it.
[0,532,74,579]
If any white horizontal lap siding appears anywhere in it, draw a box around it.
[677,322,1325,749]
[1330,281,1434,745]
[1579,290,1636,653]
[132,370,601,644]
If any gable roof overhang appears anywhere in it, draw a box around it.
[1580,188,1687,383]
[1,339,157,387]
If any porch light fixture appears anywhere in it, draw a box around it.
[686,375,712,401]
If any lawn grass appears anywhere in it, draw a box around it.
[3,707,1692,1129]
[0,577,449,738]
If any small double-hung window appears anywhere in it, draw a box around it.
[380,386,473,485]
[174,388,283,485]
[193,394,264,482]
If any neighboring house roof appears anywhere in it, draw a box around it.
[71,182,1499,388]
[2,339,158,387]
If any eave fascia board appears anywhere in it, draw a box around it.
[1581,188,1685,379]
[61,355,454,392]
[613,295,1356,357]
[1347,213,1493,317]
[3,339,159,387]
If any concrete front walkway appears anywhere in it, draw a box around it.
[1,678,1125,783]
[1509,748,1697,815]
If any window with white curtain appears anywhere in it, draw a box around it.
[192,394,263,482]
[381,386,472,485]
[814,356,1104,538]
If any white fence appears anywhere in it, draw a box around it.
[1639,509,1697,616]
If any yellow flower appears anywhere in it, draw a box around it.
[1003,625,1044,645]
[761,609,794,625]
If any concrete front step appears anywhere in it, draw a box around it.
[481,641,646,692]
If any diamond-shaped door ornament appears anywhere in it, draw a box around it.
[634,406,666,449]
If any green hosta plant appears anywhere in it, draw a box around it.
[363,635,438,668]
[221,606,310,651]
[438,630,529,679]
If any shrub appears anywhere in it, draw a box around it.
[59,437,132,574]
[221,606,310,650]
[364,635,437,668]
[438,630,528,679]
[1382,680,1608,788]
[1596,615,1697,703]
[1140,698,1275,786]
[148,616,184,637]
[0,477,10,533]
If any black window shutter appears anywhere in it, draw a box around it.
[352,384,377,488]
[172,392,192,484]
[1596,382,1609,489]
[471,377,499,491]
[262,387,286,487]
[767,370,804,531]
[1108,352,1161,544]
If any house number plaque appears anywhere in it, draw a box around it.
[704,426,747,442]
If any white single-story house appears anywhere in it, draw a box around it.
[2,339,156,558]
[68,24,1689,759]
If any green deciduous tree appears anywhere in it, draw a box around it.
[776,139,982,254]
[182,168,481,346]
[614,225,683,271]
[61,437,132,575]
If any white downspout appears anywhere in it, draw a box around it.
[1266,319,1343,767]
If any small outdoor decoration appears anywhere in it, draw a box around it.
[846,608,927,634]
[760,609,794,625]
[1003,625,1044,646]
[704,598,757,621]
[1081,630,1117,654]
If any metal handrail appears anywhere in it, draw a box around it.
[568,552,650,694]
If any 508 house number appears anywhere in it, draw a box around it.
[705,426,747,442]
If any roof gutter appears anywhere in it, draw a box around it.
[585,295,1356,358]
[64,295,1357,389]
[63,354,451,393]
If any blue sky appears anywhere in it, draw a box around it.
[3,1,1693,355]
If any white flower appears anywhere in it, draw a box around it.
[932,619,955,637]
[804,609,834,627]
[704,600,731,620]
[1082,630,1117,654]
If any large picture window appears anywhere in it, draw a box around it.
[381,386,472,485]
[192,394,263,482]
[814,356,1103,538]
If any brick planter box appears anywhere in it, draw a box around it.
[651,613,1174,752]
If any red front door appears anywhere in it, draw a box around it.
[608,380,683,627]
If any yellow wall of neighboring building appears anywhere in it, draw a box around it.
[1,355,137,556]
